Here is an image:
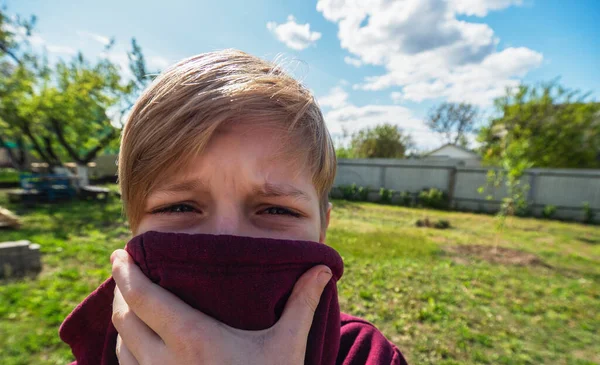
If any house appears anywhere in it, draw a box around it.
[424,143,481,167]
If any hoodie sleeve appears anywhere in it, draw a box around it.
[337,313,408,365]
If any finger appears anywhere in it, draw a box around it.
[276,265,332,343]
[111,249,215,345]
[116,335,140,365]
[112,286,162,362]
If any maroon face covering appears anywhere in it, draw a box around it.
[59,231,407,365]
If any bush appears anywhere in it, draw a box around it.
[418,188,449,210]
[416,217,451,229]
[379,188,394,204]
[0,168,20,183]
[542,205,557,219]
[339,184,370,201]
[583,202,595,224]
[434,219,451,229]
[399,191,412,207]
[357,186,370,202]
[339,184,359,201]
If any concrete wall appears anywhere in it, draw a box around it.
[336,159,600,223]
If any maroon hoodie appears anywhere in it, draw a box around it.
[59,231,407,365]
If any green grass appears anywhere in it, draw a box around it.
[1,189,599,364]
[0,168,19,184]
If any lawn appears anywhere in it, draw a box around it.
[0,187,599,364]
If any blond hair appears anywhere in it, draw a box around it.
[118,49,336,233]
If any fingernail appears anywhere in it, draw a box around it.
[317,269,332,286]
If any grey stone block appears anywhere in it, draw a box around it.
[0,240,42,279]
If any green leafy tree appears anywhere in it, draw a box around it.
[350,123,413,158]
[479,82,600,168]
[0,8,156,177]
[426,102,478,147]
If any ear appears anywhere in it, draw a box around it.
[319,202,333,243]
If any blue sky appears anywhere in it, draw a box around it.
[4,0,599,150]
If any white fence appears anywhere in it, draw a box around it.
[334,159,600,223]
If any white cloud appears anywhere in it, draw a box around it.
[77,31,111,46]
[267,15,322,50]
[344,56,363,67]
[319,86,349,108]
[317,0,542,106]
[46,45,77,55]
[320,86,443,150]
[390,91,404,103]
[2,23,76,56]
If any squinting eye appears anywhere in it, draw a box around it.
[152,204,198,214]
[261,206,301,218]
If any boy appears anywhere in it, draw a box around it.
[60,49,408,364]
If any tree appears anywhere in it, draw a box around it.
[426,102,478,147]
[0,8,156,182]
[478,81,600,169]
[350,123,413,158]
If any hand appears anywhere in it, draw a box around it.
[110,249,333,365]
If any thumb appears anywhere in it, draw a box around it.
[276,265,332,343]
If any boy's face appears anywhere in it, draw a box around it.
[136,124,331,243]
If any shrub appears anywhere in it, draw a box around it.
[0,168,20,184]
[542,205,557,219]
[399,191,412,207]
[434,219,451,229]
[357,186,370,202]
[418,188,449,210]
[340,184,358,201]
[379,188,394,204]
[583,202,595,224]
[416,217,451,229]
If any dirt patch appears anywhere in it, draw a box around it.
[443,244,552,268]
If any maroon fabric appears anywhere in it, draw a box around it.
[59,231,407,365]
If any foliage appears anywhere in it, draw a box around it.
[350,123,413,159]
[379,187,394,204]
[418,188,448,210]
[357,185,369,201]
[0,9,155,170]
[415,217,451,229]
[398,191,413,207]
[582,202,595,224]
[335,146,356,159]
[338,184,370,202]
[339,184,357,201]
[0,167,19,183]
[542,205,557,219]
[1,190,600,364]
[426,102,479,147]
[478,81,600,169]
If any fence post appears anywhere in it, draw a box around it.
[527,171,537,211]
[447,167,457,208]
[380,166,387,189]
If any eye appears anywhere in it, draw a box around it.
[261,206,301,218]
[151,203,199,214]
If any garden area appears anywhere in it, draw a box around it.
[1,187,598,365]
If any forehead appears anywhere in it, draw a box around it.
[163,123,315,192]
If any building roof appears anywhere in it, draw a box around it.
[425,143,480,158]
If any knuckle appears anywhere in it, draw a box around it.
[111,307,129,330]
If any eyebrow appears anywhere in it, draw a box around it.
[252,183,311,201]
[155,179,311,201]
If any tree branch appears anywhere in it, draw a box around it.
[49,118,83,164]
[0,43,22,65]
[82,127,118,163]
